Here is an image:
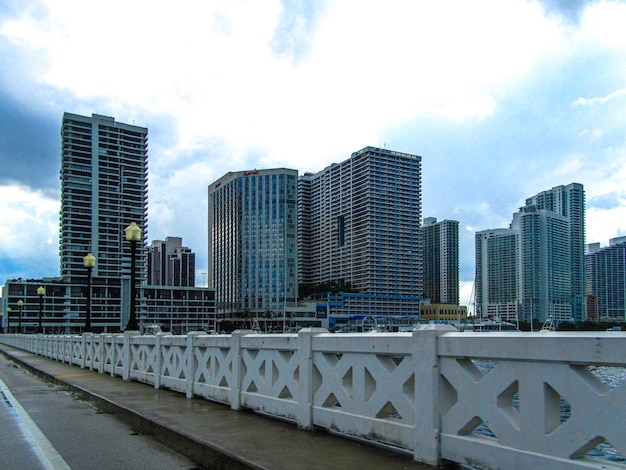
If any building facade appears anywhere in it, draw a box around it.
[524,183,585,322]
[1,278,215,334]
[586,237,626,321]
[60,113,148,283]
[475,228,519,321]
[475,183,584,324]
[148,237,196,287]
[208,168,299,317]
[511,207,571,323]
[422,217,459,305]
[299,147,423,297]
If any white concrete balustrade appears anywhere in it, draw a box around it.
[2,325,625,469]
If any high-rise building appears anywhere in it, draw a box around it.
[422,217,459,304]
[299,146,422,320]
[511,206,571,323]
[475,228,519,321]
[1,112,215,335]
[148,237,196,287]
[60,113,148,283]
[475,183,584,324]
[586,237,626,321]
[208,168,298,316]
[524,183,585,321]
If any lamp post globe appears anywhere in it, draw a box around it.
[124,222,142,331]
[37,286,45,334]
[17,300,24,334]
[83,253,96,332]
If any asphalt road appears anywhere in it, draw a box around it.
[0,353,203,470]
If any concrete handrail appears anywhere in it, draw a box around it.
[1,326,625,469]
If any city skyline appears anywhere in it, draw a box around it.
[2,1,626,308]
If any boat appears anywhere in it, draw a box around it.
[540,318,557,332]
[473,318,520,332]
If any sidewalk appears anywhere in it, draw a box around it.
[0,344,439,470]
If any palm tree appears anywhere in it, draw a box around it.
[263,310,273,333]
[242,308,251,329]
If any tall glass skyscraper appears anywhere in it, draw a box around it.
[208,168,298,316]
[60,113,148,283]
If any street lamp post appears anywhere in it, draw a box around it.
[125,222,142,331]
[4,308,9,334]
[37,286,45,334]
[83,253,96,332]
[17,300,24,334]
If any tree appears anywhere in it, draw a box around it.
[263,310,273,332]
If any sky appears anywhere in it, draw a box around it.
[1,0,626,308]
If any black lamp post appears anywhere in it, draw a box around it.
[17,300,23,334]
[83,253,96,332]
[5,308,10,333]
[125,222,142,331]
[37,286,45,334]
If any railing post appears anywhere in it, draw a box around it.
[230,329,253,410]
[412,324,456,467]
[81,333,91,369]
[295,328,327,429]
[97,334,104,374]
[110,334,121,377]
[185,332,203,398]
[122,330,139,381]
[154,332,167,389]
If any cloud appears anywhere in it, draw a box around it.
[587,204,626,245]
[0,0,563,172]
[0,89,59,189]
[0,183,59,279]
[1,0,626,303]
[574,87,626,106]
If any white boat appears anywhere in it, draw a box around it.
[473,318,520,332]
[540,318,557,332]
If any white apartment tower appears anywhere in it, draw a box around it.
[475,183,583,324]
[60,113,148,283]
[422,217,459,304]
[208,169,298,316]
[299,146,422,299]
[475,228,519,320]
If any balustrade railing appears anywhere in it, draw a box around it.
[1,326,625,469]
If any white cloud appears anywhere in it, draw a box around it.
[1,0,565,173]
[0,184,59,277]
[2,0,626,290]
[460,280,475,311]
[574,87,626,107]
[587,204,626,245]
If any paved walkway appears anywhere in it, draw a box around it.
[0,344,441,470]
